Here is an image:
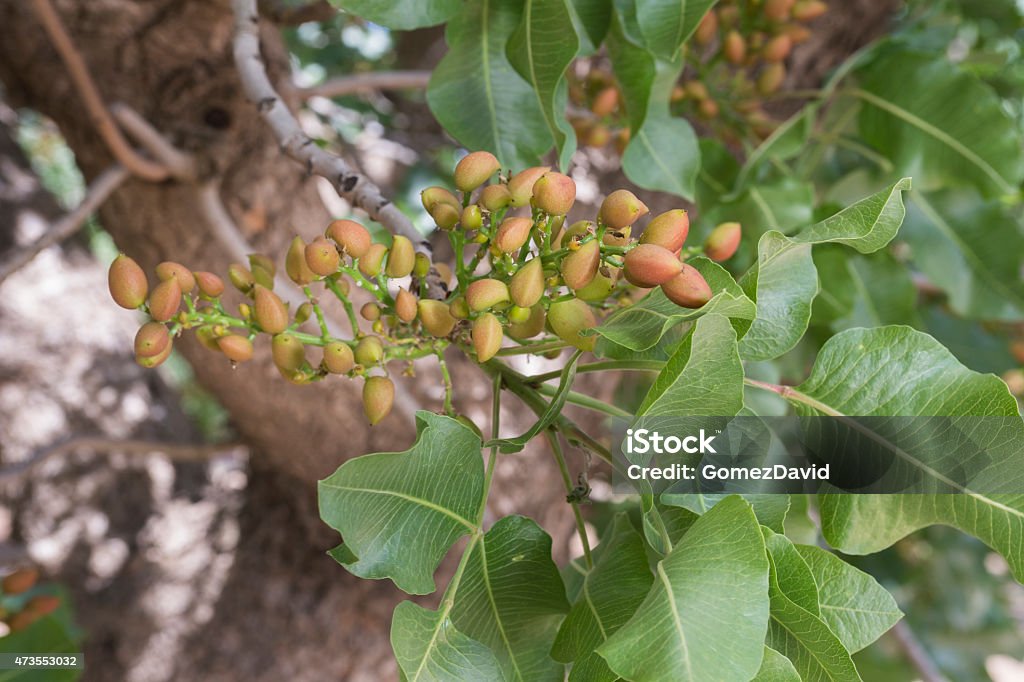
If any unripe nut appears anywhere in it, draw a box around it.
[286,236,317,286]
[623,244,683,288]
[466,278,510,312]
[253,285,289,334]
[641,209,690,252]
[228,263,255,293]
[108,254,148,309]
[362,376,395,425]
[194,271,225,298]
[494,216,534,254]
[323,341,355,374]
[135,322,170,358]
[361,302,381,321]
[386,236,415,278]
[354,336,384,366]
[430,203,461,231]
[460,205,483,231]
[599,189,649,229]
[507,304,545,340]
[507,166,550,207]
[532,172,576,215]
[2,568,38,595]
[148,277,182,323]
[454,151,500,192]
[724,30,746,64]
[478,184,513,212]
[472,313,504,362]
[272,333,306,375]
[305,237,340,277]
[421,186,460,213]
[218,335,253,362]
[548,298,597,351]
[327,219,371,258]
[509,258,545,308]
[395,288,418,323]
[359,243,388,278]
[705,222,742,261]
[419,299,457,337]
[156,261,196,294]
[661,264,712,308]
[561,239,600,290]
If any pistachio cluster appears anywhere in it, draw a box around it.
[109,150,741,425]
[0,567,60,633]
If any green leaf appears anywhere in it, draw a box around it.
[636,0,718,59]
[854,48,1023,197]
[318,412,484,594]
[623,112,701,200]
[764,533,861,682]
[764,531,819,615]
[737,178,912,361]
[570,0,613,48]
[731,107,816,195]
[642,497,698,556]
[795,545,902,653]
[507,0,580,170]
[903,190,1024,322]
[813,247,920,331]
[428,0,551,171]
[637,314,744,417]
[594,257,755,354]
[391,602,504,681]
[598,496,770,682]
[328,0,460,29]
[662,493,790,533]
[751,647,801,682]
[789,326,1024,580]
[552,515,653,682]
[489,351,582,453]
[702,178,816,241]
[451,516,569,681]
[0,614,81,682]
[607,7,656,132]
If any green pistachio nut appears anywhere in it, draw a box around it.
[413,253,431,279]
[286,236,316,286]
[228,263,255,293]
[447,296,469,320]
[362,375,395,425]
[623,244,683,288]
[108,254,149,309]
[430,202,462,231]
[466,278,510,312]
[358,243,388,278]
[507,166,550,207]
[576,269,616,301]
[253,285,289,334]
[531,172,576,215]
[361,302,381,321]
[386,235,415,278]
[460,205,483,231]
[454,151,500,192]
[548,298,597,351]
[478,184,513,213]
[560,239,600,291]
[395,288,418,323]
[472,313,504,362]
[136,337,173,369]
[354,336,384,366]
[272,333,306,375]
[494,216,534,254]
[323,341,355,374]
[509,257,544,308]
[419,299,457,336]
[421,186,461,213]
[599,189,649,229]
[661,264,712,309]
[507,304,545,340]
[294,302,313,326]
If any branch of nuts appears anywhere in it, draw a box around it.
[108,151,741,425]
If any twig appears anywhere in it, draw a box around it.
[0,435,246,485]
[110,103,196,180]
[889,621,948,682]
[297,71,432,100]
[258,0,335,25]
[29,0,169,182]
[0,164,130,286]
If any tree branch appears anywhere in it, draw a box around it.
[0,164,130,285]
[29,0,170,181]
[297,70,432,100]
[110,103,196,180]
[889,621,948,682]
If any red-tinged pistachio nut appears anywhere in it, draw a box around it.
[478,183,513,212]
[599,189,649,229]
[603,226,632,247]
[326,219,371,258]
[413,253,431,279]
[1010,340,1024,364]
[472,313,504,362]
[507,166,550,207]
[421,186,461,213]
[561,238,601,290]
[217,335,253,362]
[448,296,469,320]
[758,63,786,95]
[253,285,289,334]
[494,216,534,254]
[591,87,619,117]
[386,235,416,278]
[704,222,742,261]
[419,299,457,336]
[786,25,812,44]
[641,209,690,252]
[305,237,340,276]
[248,253,276,278]
[793,0,827,21]
[358,243,388,278]
[623,244,683,288]
[461,205,483,231]
[2,568,38,595]
[8,611,38,632]
[548,298,597,351]
[228,263,255,293]
[694,9,718,45]
[662,264,712,308]
[361,302,381,321]
[194,271,225,298]
[719,5,740,26]
[155,261,196,294]
[454,151,500,192]
[294,302,313,326]
[724,30,746,64]
[354,336,384,366]
[322,341,354,374]
[466,278,510,312]
[108,254,148,309]
[685,81,709,100]
[584,124,611,147]
[136,339,173,369]
[507,305,531,325]
[507,304,545,340]
[764,0,794,21]
[134,321,170,358]
[763,34,793,62]
[25,595,60,618]
[148,277,182,323]
[272,333,306,375]
[509,257,545,308]
[576,269,616,302]
[395,288,418,323]
[196,326,221,352]
[532,172,576,215]
[698,98,720,119]
[362,376,395,425]
[1003,369,1024,396]
[286,236,316,286]
[430,202,462,231]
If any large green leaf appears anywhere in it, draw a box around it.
[636,0,718,59]
[752,646,801,682]
[662,493,790,533]
[622,113,701,200]
[764,532,861,681]
[552,515,653,682]
[637,313,744,417]
[570,0,613,47]
[795,545,902,653]
[854,48,1023,197]
[507,0,579,170]
[788,326,1024,580]
[606,5,656,132]
[328,0,460,29]
[737,178,912,361]
[451,516,569,681]
[318,412,483,594]
[598,496,770,682]
[428,0,551,171]
[391,601,503,681]
[903,190,1024,322]
[594,257,755,354]
[812,247,920,331]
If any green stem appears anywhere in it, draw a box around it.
[340,266,387,302]
[545,429,593,569]
[477,373,503,522]
[526,360,664,384]
[437,347,454,416]
[304,286,330,341]
[743,378,842,417]
[536,384,632,418]
[324,278,360,334]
